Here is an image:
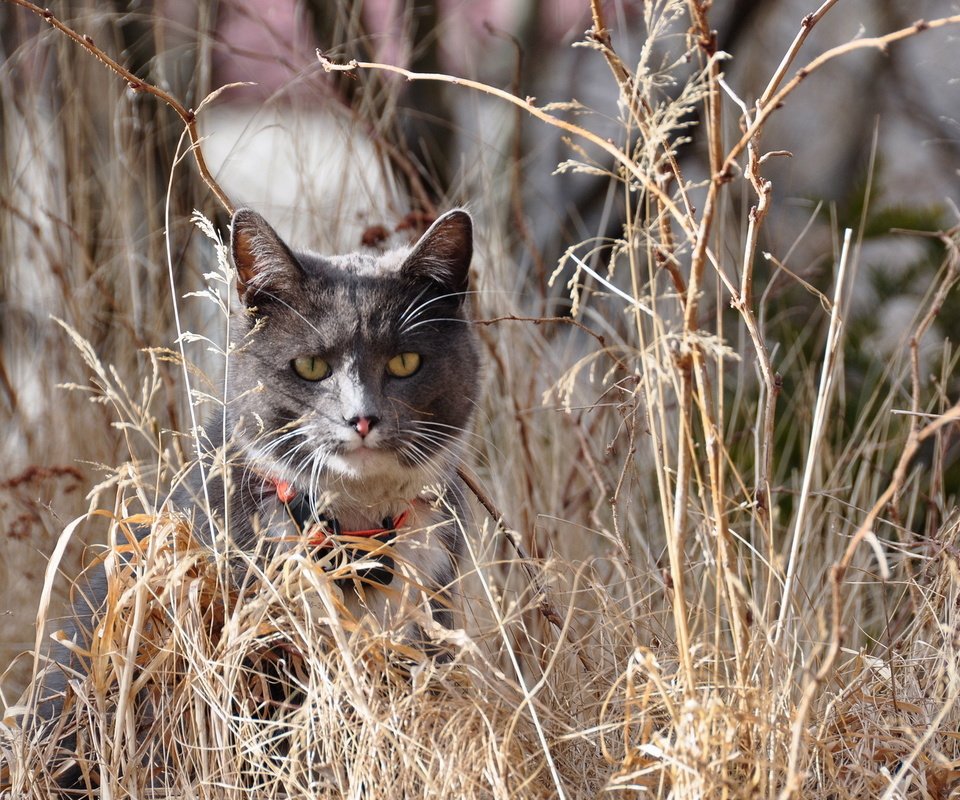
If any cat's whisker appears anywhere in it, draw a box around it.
[417,435,482,464]
[402,317,473,334]
[399,440,446,485]
[402,430,465,473]
[407,429,479,466]
[279,438,314,468]
[408,421,488,464]
[253,287,325,338]
[242,421,308,454]
[307,448,334,517]
[400,288,476,322]
[289,441,323,487]
[397,285,432,327]
[245,428,310,467]
[258,427,310,450]
[411,418,492,445]
[398,290,478,334]
[238,427,316,495]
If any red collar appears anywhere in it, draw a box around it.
[269,477,411,545]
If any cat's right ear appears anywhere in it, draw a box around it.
[401,209,473,298]
[231,209,302,304]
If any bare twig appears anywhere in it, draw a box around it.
[5,0,235,214]
[317,50,697,244]
[474,314,633,372]
[725,15,960,176]
[830,400,960,601]
[759,0,843,107]
[717,77,780,530]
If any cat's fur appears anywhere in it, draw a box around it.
[32,209,481,786]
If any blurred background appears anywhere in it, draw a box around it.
[2,0,959,700]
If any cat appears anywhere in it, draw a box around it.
[179,206,481,629]
[30,207,481,789]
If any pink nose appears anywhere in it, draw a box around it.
[348,415,379,437]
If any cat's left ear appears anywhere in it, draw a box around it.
[231,208,303,304]
[401,210,473,298]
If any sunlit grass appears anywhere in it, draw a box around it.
[3,2,960,798]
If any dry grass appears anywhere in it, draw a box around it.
[3,1,960,798]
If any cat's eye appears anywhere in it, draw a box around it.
[386,352,421,378]
[292,356,331,381]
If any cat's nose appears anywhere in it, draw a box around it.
[347,415,380,437]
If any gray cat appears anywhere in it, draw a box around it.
[183,207,480,629]
[33,208,481,788]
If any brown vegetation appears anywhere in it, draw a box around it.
[2,1,960,797]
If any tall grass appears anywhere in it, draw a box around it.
[3,1,960,798]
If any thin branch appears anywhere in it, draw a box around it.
[6,0,235,214]
[831,399,960,593]
[718,76,779,529]
[725,15,960,176]
[759,0,843,107]
[475,314,607,349]
[317,50,697,243]
[691,12,960,344]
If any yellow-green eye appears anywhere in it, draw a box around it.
[292,356,331,381]
[386,352,421,378]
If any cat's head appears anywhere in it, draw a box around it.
[225,208,481,499]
